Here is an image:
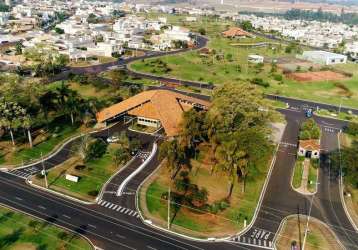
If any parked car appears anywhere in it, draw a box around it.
[107,136,120,143]
[305,109,313,118]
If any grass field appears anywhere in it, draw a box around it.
[307,162,318,193]
[275,216,341,250]
[292,158,304,189]
[0,119,86,167]
[0,206,92,250]
[141,143,273,237]
[130,13,358,109]
[33,145,121,201]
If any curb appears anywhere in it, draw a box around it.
[0,203,96,250]
[237,142,280,237]
[135,134,284,242]
[337,132,358,232]
[273,214,346,250]
[117,143,157,196]
[290,160,318,196]
[96,156,137,202]
[26,179,95,205]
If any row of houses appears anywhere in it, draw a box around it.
[235,14,358,60]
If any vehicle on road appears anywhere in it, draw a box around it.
[305,108,313,118]
[107,136,120,143]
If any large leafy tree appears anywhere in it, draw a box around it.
[159,139,186,179]
[0,98,27,146]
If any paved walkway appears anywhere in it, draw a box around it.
[296,158,311,195]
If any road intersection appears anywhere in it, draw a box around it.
[1,35,357,249]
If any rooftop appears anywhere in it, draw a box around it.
[96,90,210,137]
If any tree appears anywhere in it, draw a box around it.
[240,20,253,32]
[159,139,186,179]
[15,42,23,55]
[0,98,25,146]
[54,27,64,34]
[108,69,128,87]
[198,27,206,35]
[39,90,58,123]
[85,139,107,162]
[180,109,207,151]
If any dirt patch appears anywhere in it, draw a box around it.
[275,216,343,250]
[10,243,37,250]
[288,71,348,82]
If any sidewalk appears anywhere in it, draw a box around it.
[296,159,312,195]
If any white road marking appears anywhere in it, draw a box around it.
[108,204,115,209]
[104,202,111,208]
[120,207,126,213]
[98,200,105,206]
[63,214,71,219]
[38,205,46,210]
[88,224,97,229]
[116,234,126,239]
[113,205,118,210]
[15,197,23,201]
[116,206,122,211]
[147,246,157,250]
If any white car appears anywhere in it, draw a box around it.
[107,136,120,143]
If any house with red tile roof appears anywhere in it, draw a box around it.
[222,27,252,38]
[297,139,320,159]
[96,90,210,137]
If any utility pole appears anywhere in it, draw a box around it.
[167,186,171,230]
[297,205,302,250]
[302,194,314,250]
[41,152,48,189]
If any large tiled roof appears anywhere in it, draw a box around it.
[96,90,210,136]
[299,139,320,151]
[222,27,252,37]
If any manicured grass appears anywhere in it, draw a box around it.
[142,143,274,237]
[130,13,358,109]
[307,162,318,193]
[33,148,119,201]
[315,109,358,123]
[68,56,117,67]
[276,216,341,250]
[2,120,82,166]
[292,158,304,189]
[0,206,92,250]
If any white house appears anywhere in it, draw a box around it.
[248,55,264,64]
[164,26,191,42]
[297,140,320,159]
[0,12,10,26]
[299,51,347,65]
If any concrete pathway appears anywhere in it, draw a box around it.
[296,158,311,195]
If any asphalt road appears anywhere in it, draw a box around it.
[1,31,358,249]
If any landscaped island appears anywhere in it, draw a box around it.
[138,83,283,237]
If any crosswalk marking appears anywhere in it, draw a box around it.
[230,234,273,248]
[98,200,140,218]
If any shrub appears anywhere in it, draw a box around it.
[273,74,283,82]
[85,139,107,162]
[251,78,270,88]
[346,122,358,136]
[87,190,99,197]
[74,165,86,171]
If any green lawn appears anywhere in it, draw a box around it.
[315,109,358,123]
[0,206,92,250]
[292,158,304,189]
[130,13,358,109]
[307,161,318,193]
[142,143,274,237]
[34,149,119,201]
[1,119,82,166]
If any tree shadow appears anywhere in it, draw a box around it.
[0,227,24,248]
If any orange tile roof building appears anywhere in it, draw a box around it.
[96,90,210,137]
[222,27,252,38]
[298,139,320,159]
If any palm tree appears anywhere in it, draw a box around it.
[0,98,23,147]
[65,91,80,125]
[56,81,71,107]
[22,115,33,148]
